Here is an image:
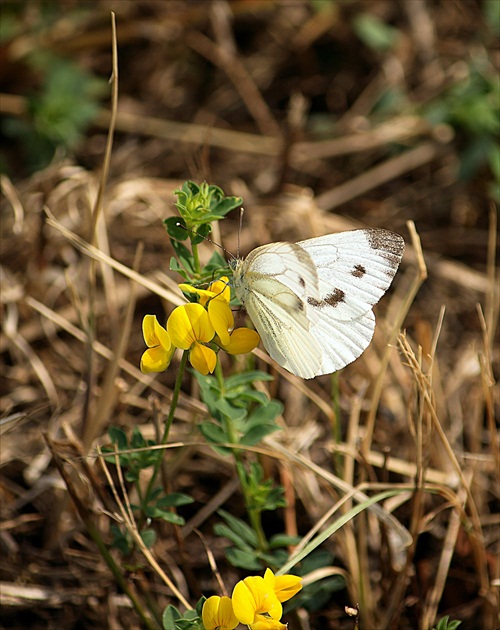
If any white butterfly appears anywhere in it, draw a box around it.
[231,229,404,379]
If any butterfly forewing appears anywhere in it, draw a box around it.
[298,229,405,322]
[232,228,404,379]
[238,241,319,302]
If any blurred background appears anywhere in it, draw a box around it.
[0,1,498,629]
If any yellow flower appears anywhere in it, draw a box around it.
[219,327,260,355]
[247,619,287,630]
[263,568,302,602]
[202,595,238,630]
[167,303,216,375]
[232,576,283,628]
[140,315,174,373]
[178,277,231,307]
[180,278,260,354]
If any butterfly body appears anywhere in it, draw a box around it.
[232,229,404,379]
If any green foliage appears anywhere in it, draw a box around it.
[195,370,282,454]
[432,615,462,630]
[1,53,105,174]
[165,181,241,242]
[163,182,240,282]
[162,598,205,630]
[285,550,345,613]
[105,425,158,482]
[239,462,287,513]
[104,425,194,541]
[424,60,500,196]
[110,523,156,557]
[214,509,299,571]
[352,13,400,52]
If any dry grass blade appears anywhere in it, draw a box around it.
[97,446,191,610]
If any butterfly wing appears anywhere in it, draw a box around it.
[233,230,404,379]
[299,229,404,375]
[299,229,405,321]
[233,242,323,378]
[242,282,323,378]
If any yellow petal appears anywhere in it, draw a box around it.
[250,616,287,630]
[221,328,260,355]
[232,576,282,625]
[178,278,230,307]
[264,569,302,602]
[208,299,234,346]
[208,277,231,302]
[190,342,217,375]
[140,346,174,373]
[202,595,238,630]
[232,579,258,624]
[168,303,215,349]
[142,314,170,350]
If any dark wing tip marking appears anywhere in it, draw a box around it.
[308,288,345,309]
[365,228,405,269]
[351,264,366,278]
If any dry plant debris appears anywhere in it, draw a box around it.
[0,2,498,629]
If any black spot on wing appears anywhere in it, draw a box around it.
[351,264,366,278]
[308,288,345,309]
[365,229,405,269]
[299,276,306,288]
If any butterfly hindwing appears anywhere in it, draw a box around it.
[243,284,323,378]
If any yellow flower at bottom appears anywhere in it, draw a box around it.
[248,619,287,630]
[232,576,282,627]
[202,595,238,630]
[167,303,216,375]
[140,315,174,373]
[263,568,302,602]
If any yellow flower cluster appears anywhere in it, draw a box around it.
[140,278,260,376]
[202,569,302,630]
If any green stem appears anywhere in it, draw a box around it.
[141,350,189,517]
[191,241,201,275]
[214,361,268,552]
[86,521,159,630]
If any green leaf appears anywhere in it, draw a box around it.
[214,398,247,423]
[191,222,212,246]
[225,547,262,571]
[144,505,185,525]
[353,13,399,52]
[247,400,283,425]
[108,425,128,451]
[225,371,275,389]
[162,605,181,630]
[164,217,189,241]
[210,195,243,218]
[240,424,280,446]
[198,421,229,444]
[269,533,301,549]
[140,528,156,548]
[217,509,259,547]
[156,493,194,508]
[213,523,254,551]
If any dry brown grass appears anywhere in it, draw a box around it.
[1,2,498,629]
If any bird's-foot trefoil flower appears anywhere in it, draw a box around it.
[202,595,238,630]
[168,302,217,375]
[140,277,260,376]
[140,315,175,373]
[231,575,284,629]
[263,568,302,603]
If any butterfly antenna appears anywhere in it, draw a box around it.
[237,207,245,259]
[175,222,236,261]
